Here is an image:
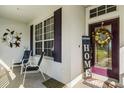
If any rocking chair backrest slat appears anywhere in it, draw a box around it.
[37,52,44,66]
[22,50,31,63]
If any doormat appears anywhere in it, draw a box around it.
[83,78,123,88]
[42,78,65,88]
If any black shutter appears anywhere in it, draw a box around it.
[54,8,62,62]
[30,25,33,56]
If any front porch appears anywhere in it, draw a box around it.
[0,5,124,88]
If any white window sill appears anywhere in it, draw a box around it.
[33,55,54,61]
[44,56,54,60]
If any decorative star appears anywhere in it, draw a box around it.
[3,38,6,41]
[14,41,20,47]
[3,28,22,48]
[10,42,13,48]
[3,33,8,36]
[15,36,21,41]
[11,31,15,35]
[6,29,10,32]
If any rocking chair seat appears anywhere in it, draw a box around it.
[24,66,39,71]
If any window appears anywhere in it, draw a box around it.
[35,16,54,57]
[90,5,117,18]
[44,17,54,57]
[35,22,43,55]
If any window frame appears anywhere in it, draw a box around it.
[35,22,43,55]
[34,16,54,58]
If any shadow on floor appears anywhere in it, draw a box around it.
[7,67,50,88]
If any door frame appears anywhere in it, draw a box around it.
[89,18,119,81]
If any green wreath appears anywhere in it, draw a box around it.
[94,28,112,47]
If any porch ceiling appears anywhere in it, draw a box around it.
[0,5,61,24]
[0,5,89,24]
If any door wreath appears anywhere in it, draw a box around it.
[94,28,112,47]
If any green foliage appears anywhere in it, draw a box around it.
[97,49,107,60]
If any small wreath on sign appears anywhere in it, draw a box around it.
[94,28,112,47]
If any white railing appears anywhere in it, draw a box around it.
[0,75,9,88]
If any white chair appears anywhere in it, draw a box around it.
[11,50,31,74]
[22,52,46,86]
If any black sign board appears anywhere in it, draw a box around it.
[82,36,92,78]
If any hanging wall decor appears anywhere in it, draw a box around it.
[2,28,22,48]
[92,22,112,47]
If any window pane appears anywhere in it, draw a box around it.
[48,41,50,48]
[44,33,46,40]
[39,49,41,54]
[51,32,54,39]
[47,49,51,56]
[44,27,46,34]
[98,10,105,16]
[90,8,97,14]
[35,30,37,35]
[40,22,42,28]
[44,41,47,48]
[90,13,97,18]
[51,40,54,48]
[35,35,37,41]
[46,26,50,32]
[98,5,105,11]
[107,5,115,8]
[46,33,50,39]
[44,21,46,26]
[50,17,54,23]
[35,43,37,48]
[45,34,47,39]
[40,29,42,35]
[46,19,50,25]
[50,40,53,48]
[35,41,42,55]
[37,36,39,41]
[107,6,116,13]
[50,24,54,31]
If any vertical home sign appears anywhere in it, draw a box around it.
[82,36,92,78]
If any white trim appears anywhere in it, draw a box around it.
[92,73,108,81]
[66,74,83,88]
[66,73,110,88]
[34,16,54,57]
[85,5,119,36]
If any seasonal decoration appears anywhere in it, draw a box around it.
[92,22,112,47]
[2,28,22,48]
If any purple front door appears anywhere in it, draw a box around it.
[89,18,119,81]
